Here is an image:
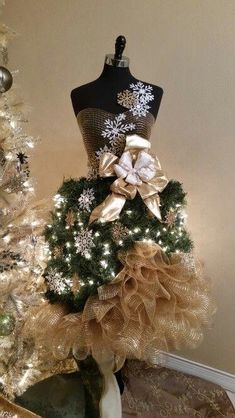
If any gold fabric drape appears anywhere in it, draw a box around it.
[24,241,216,372]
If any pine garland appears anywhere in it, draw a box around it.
[44,176,193,312]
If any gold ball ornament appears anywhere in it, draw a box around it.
[0,66,13,93]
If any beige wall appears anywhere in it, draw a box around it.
[3,0,235,374]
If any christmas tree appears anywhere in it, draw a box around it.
[0,4,76,404]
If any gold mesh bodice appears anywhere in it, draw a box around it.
[76,107,156,177]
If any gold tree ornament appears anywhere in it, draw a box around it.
[72,272,82,295]
[52,246,63,257]
[65,210,75,226]
[165,210,177,227]
[112,221,129,243]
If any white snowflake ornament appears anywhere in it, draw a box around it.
[74,227,95,257]
[95,144,112,160]
[45,268,72,294]
[78,188,95,211]
[101,113,135,144]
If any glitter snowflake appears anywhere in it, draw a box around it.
[65,210,76,226]
[101,113,135,144]
[86,157,99,179]
[74,227,95,257]
[95,144,112,160]
[117,81,154,118]
[78,187,95,211]
[45,268,72,295]
[165,210,177,227]
[112,221,130,243]
[130,81,154,104]
[117,89,137,108]
[111,136,126,157]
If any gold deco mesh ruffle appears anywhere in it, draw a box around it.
[77,108,155,174]
[23,241,216,371]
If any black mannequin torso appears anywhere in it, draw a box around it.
[71,63,163,121]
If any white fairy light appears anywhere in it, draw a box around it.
[145,228,149,233]
[27,141,34,148]
[134,227,140,233]
[95,232,100,237]
[100,260,108,268]
[5,152,13,160]
[118,240,123,245]
[85,253,91,259]
[89,279,94,285]
[3,235,11,243]
[66,242,71,248]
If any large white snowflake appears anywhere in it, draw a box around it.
[74,227,95,257]
[117,81,155,118]
[45,268,72,294]
[129,81,154,104]
[101,113,135,144]
[78,187,95,211]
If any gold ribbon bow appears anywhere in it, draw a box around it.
[89,134,168,224]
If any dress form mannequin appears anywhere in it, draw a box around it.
[70,36,164,418]
[71,36,164,120]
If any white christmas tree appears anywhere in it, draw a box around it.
[0,4,75,405]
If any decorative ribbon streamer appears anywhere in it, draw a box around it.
[89,134,168,224]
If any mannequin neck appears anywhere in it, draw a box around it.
[98,63,134,81]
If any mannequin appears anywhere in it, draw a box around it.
[71,35,164,120]
[70,36,165,418]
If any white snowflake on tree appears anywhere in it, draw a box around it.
[101,113,135,144]
[45,268,72,295]
[74,227,95,257]
[78,187,95,211]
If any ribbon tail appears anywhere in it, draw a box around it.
[89,193,126,224]
[98,358,122,418]
[144,194,162,220]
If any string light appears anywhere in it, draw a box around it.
[100,260,108,268]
